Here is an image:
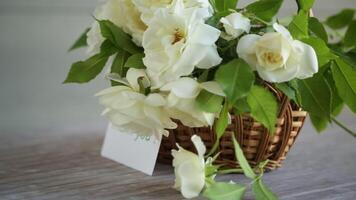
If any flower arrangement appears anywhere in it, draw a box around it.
[65,0,356,199]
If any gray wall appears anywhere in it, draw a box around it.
[0,0,355,133]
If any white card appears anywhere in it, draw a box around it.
[101,124,162,175]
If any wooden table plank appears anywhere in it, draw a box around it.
[0,113,356,200]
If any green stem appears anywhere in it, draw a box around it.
[218,168,244,174]
[205,177,216,187]
[206,141,220,157]
[332,117,356,137]
[248,14,272,26]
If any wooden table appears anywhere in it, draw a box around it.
[1,113,356,200]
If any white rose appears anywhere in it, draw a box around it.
[143,0,222,87]
[87,0,146,55]
[133,0,213,24]
[220,12,251,40]
[172,135,207,198]
[161,77,225,127]
[236,23,318,83]
[96,69,177,138]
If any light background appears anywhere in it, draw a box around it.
[0,0,355,134]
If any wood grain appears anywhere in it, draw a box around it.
[0,113,356,200]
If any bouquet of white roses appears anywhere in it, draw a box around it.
[65,0,355,199]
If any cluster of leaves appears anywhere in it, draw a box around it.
[200,1,356,197]
[290,7,356,134]
[203,134,278,200]
[65,20,145,85]
[65,0,355,199]
[200,0,286,157]
[200,0,356,146]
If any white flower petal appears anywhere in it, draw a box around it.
[196,47,222,69]
[161,77,200,98]
[95,86,128,97]
[220,12,251,39]
[165,93,215,127]
[273,23,293,40]
[126,68,149,91]
[103,110,132,126]
[172,44,208,76]
[106,73,130,86]
[256,61,299,83]
[236,34,261,68]
[203,112,216,126]
[176,160,205,198]
[89,0,146,49]
[191,135,206,158]
[189,23,221,45]
[172,139,206,199]
[293,40,319,79]
[144,93,166,106]
[86,22,104,55]
[172,145,199,167]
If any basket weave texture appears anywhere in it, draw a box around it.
[157,83,307,171]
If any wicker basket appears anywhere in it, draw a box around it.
[157,82,307,171]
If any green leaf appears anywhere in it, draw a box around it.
[308,17,328,43]
[208,100,230,156]
[209,0,217,11]
[252,179,279,200]
[111,49,129,76]
[64,53,109,84]
[310,113,328,132]
[198,70,210,82]
[246,0,284,22]
[330,46,356,70]
[296,74,332,118]
[232,134,256,179]
[100,40,119,55]
[289,79,302,105]
[302,37,334,66]
[297,0,315,10]
[110,50,130,86]
[206,11,232,28]
[203,182,246,200]
[331,59,356,113]
[344,20,356,48]
[196,90,224,113]
[233,98,250,114]
[247,85,278,133]
[124,53,145,69]
[326,9,355,29]
[98,20,141,54]
[215,59,255,104]
[64,40,116,83]
[215,0,238,12]
[288,10,309,40]
[215,100,229,138]
[324,68,344,116]
[205,161,219,177]
[275,83,297,102]
[69,28,89,51]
